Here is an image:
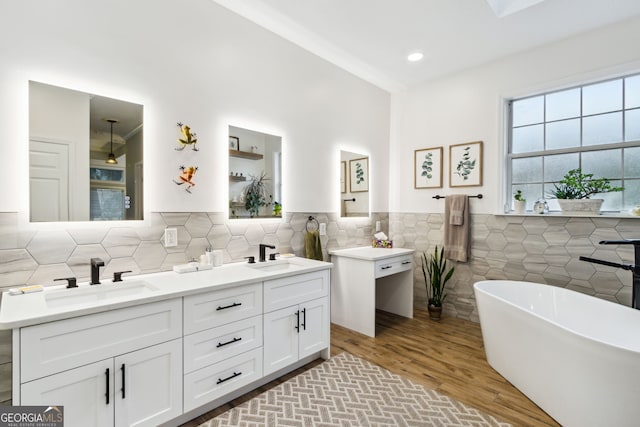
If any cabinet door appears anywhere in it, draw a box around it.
[21,359,114,427]
[299,297,329,359]
[263,305,299,376]
[114,339,182,427]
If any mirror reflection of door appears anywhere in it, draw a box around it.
[340,150,369,217]
[228,126,282,219]
[29,140,71,221]
[29,81,143,222]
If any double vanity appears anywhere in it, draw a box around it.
[0,257,331,427]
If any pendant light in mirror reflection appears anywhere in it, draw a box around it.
[105,119,118,164]
[29,81,143,222]
[340,150,369,218]
[228,125,282,219]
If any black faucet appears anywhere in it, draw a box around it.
[259,244,276,262]
[579,239,640,309]
[90,257,105,285]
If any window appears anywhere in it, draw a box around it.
[507,73,640,213]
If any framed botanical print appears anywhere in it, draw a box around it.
[450,141,482,187]
[414,147,443,189]
[340,161,347,193]
[349,157,368,193]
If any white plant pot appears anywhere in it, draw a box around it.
[557,199,604,215]
[514,200,526,214]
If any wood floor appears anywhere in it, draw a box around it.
[181,309,559,427]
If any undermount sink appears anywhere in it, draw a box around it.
[45,281,158,308]
[245,259,305,272]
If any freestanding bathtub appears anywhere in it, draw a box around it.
[474,280,640,427]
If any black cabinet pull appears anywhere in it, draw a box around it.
[301,308,306,331]
[381,265,392,270]
[121,364,126,399]
[294,310,300,332]
[401,261,411,265]
[120,363,125,399]
[217,371,241,384]
[217,337,242,348]
[105,368,110,405]
[217,302,242,311]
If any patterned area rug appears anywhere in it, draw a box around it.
[200,352,511,427]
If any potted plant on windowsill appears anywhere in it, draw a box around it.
[514,190,526,214]
[550,169,623,215]
[421,245,454,321]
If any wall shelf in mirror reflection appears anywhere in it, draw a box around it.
[228,126,282,219]
[29,81,144,222]
[340,150,369,218]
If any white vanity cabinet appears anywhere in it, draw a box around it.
[4,261,333,427]
[16,299,183,427]
[330,247,414,337]
[263,270,330,376]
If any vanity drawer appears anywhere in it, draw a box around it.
[184,315,263,374]
[183,346,262,413]
[20,299,182,383]
[375,255,413,278]
[183,282,262,334]
[263,270,329,313]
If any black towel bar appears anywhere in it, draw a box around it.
[432,194,483,200]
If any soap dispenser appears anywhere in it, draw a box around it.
[205,246,213,265]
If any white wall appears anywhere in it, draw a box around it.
[0,0,390,219]
[390,16,640,214]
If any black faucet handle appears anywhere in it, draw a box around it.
[54,277,77,288]
[113,271,132,282]
[600,239,640,245]
[245,256,256,264]
[269,253,279,261]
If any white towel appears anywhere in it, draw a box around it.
[444,195,469,262]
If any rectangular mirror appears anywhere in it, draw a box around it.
[340,150,369,217]
[228,125,282,219]
[29,81,143,222]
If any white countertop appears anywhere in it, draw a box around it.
[328,246,414,261]
[0,257,332,330]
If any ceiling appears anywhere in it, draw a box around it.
[90,95,143,154]
[211,0,640,92]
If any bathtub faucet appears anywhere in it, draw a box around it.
[579,239,640,310]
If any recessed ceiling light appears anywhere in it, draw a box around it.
[407,52,424,62]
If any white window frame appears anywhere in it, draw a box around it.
[505,73,640,214]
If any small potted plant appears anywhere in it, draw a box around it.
[421,245,454,321]
[514,190,526,214]
[550,169,623,215]
[272,201,282,217]
[243,171,271,218]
